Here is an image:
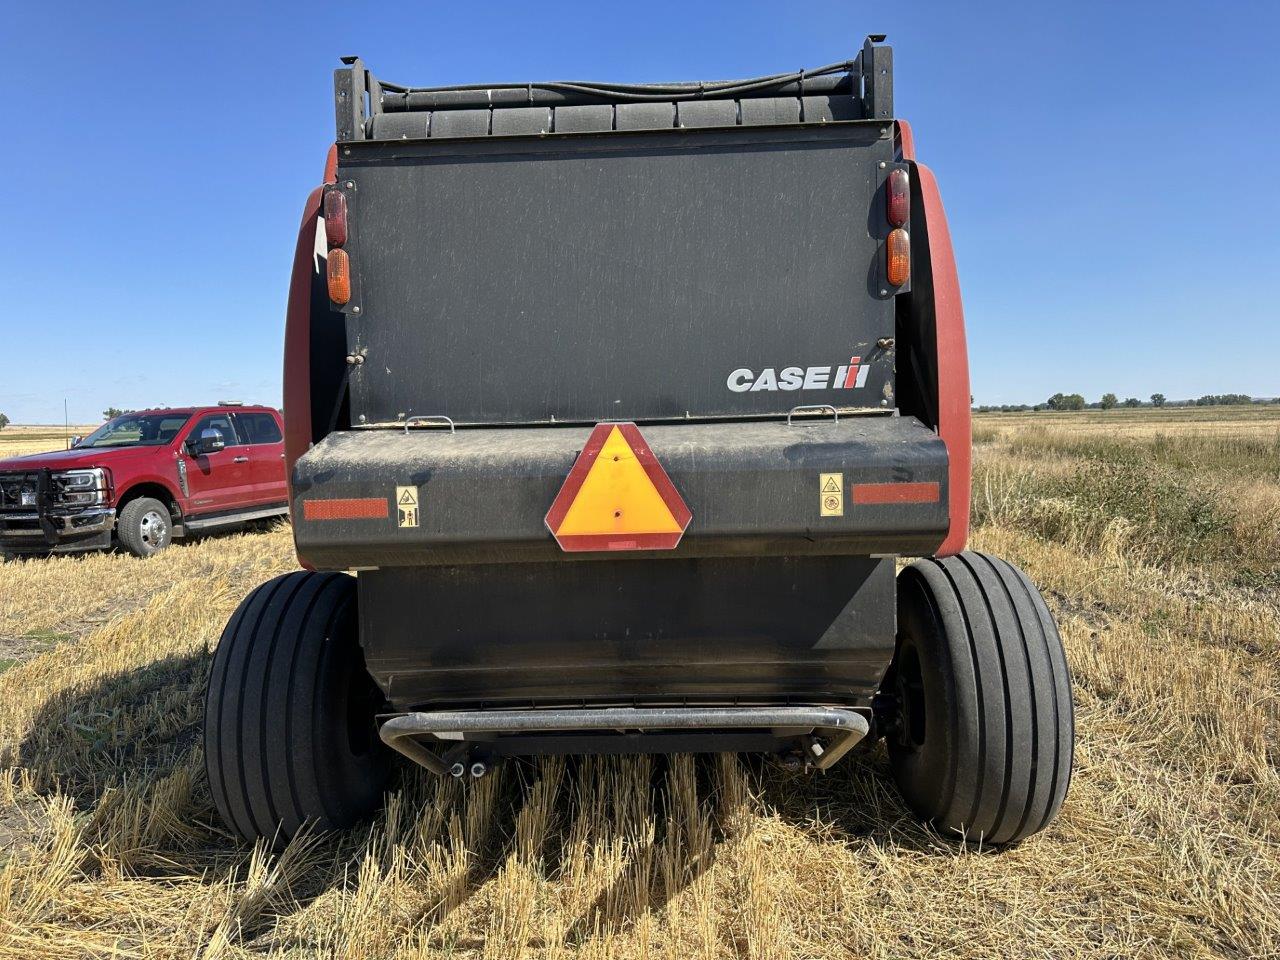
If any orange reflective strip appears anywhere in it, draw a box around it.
[851,482,940,505]
[303,497,388,520]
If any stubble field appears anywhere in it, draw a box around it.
[1,406,1278,958]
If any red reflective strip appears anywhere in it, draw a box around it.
[303,498,388,520]
[852,482,940,505]
[554,532,684,552]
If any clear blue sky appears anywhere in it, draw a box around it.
[2,0,1277,423]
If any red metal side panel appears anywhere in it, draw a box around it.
[283,187,323,479]
[283,187,324,569]
[894,119,916,161]
[916,164,970,556]
[323,144,338,185]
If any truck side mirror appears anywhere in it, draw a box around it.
[197,428,225,455]
[69,436,82,449]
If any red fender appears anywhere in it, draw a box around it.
[282,187,323,481]
[283,187,324,569]
[915,163,971,556]
[894,119,916,161]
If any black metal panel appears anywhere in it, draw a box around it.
[290,415,949,568]
[337,122,896,426]
[860,38,893,120]
[358,555,895,709]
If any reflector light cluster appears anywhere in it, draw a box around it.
[324,188,351,304]
[885,167,910,287]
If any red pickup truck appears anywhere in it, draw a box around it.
[0,404,288,558]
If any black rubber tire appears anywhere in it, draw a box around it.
[886,551,1074,845]
[117,496,173,557]
[204,571,391,845]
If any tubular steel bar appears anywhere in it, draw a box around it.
[379,705,871,775]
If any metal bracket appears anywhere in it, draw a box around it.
[379,705,870,776]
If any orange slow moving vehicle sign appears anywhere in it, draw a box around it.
[545,422,692,552]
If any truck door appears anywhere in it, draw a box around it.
[180,413,252,514]
[232,411,288,506]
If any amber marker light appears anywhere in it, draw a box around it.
[886,228,910,287]
[327,248,352,304]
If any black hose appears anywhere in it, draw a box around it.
[376,60,856,102]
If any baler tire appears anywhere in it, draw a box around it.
[204,571,390,846]
[886,551,1073,845]
[117,497,172,557]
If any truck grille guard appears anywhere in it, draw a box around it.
[0,469,57,542]
[378,705,871,777]
[0,469,113,544]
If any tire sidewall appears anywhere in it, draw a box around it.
[119,497,172,557]
[311,589,390,815]
[888,567,964,822]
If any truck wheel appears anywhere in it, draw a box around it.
[886,552,1073,845]
[204,571,390,845]
[117,497,172,557]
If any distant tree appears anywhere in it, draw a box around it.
[0,412,9,430]
[1123,397,1141,408]
[1047,392,1086,411]
[1151,393,1166,407]
[1194,393,1253,407]
[103,407,125,420]
[1100,392,1118,410]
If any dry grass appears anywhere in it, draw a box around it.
[0,426,97,460]
[1,409,1278,958]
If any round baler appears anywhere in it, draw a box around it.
[205,38,1073,848]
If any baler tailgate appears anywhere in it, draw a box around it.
[291,415,948,567]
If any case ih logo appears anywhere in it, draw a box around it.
[726,357,870,393]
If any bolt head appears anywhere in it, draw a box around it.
[879,161,886,169]
[345,180,354,189]
[352,305,361,314]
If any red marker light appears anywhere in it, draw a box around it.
[327,248,351,304]
[324,189,348,248]
[886,168,910,227]
[886,228,910,287]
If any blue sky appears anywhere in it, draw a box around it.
[2,0,1277,423]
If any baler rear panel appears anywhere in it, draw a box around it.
[335,125,900,426]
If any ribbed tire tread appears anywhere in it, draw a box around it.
[890,551,1073,845]
[204,571,388,845]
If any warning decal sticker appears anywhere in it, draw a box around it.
[396,485,419,528]
[545,422,692,552]
[820,472,844,517]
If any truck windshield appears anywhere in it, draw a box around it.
[76,413,191,448]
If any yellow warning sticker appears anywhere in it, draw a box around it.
[819,473,844,517]
[396,485,419,528]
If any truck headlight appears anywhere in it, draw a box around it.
[54,468,108,506]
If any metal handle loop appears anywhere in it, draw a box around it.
[403,415,456,434]
[787,404,839,426]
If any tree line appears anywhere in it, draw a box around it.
[973,393,1273,413]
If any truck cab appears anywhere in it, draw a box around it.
[0,403,288,557]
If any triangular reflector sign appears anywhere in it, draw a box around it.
[546,422,692,552]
